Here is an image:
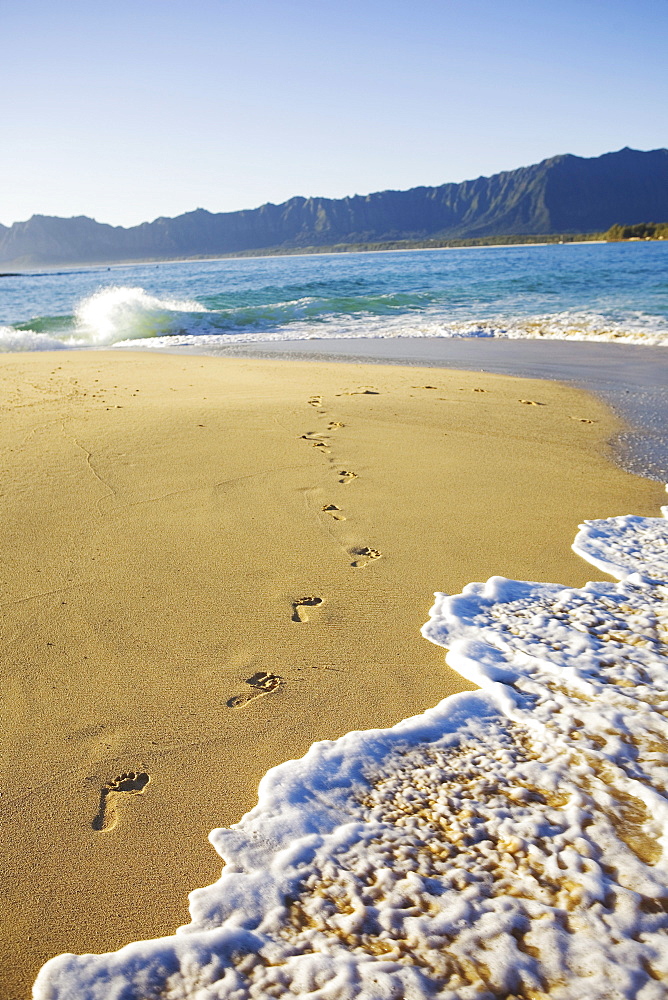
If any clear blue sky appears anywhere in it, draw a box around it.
[1,0,666,227]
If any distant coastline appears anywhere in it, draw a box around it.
[150,227,663,263]
[5,228,667,274]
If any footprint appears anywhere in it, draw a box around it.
[227,671,283,708]
[308,395,323,408]
[459,388,488,393]
[339,470,357,484]
[412,385,439,390]
[322,503,346,520]
[292,596,324,623]
[92,771,150,832]
[351,546,382,568]
[327,421,345,430]
[336,387,380,396]
[570,416,597,423]
[300,431,331,451]
[518,399,546,406]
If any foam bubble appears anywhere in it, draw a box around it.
[33,495,668,998]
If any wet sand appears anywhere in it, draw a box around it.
[0,350,664,1000]
[209,337,668,480]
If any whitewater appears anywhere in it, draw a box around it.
[1,241,667,353]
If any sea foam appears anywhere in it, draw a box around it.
[74,286,208,344]
[117,305,668,351]
[0,325,68,352]
[33,495,668,999]
[0,287,210,352]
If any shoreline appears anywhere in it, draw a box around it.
[1,351,666,1000]
[4,236,634,275]
[207,337,668,481]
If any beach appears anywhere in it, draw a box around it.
[1,349,665,1000]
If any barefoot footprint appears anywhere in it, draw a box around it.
[351,546,382,568]
[92,771,150,832]
[300,431,330,451]
[518,399,546,405]
[322,503,346,520]
[336,387,379,396]
[308,395,323,408]
[292,596,324,622]
[227,671,283,708]
[339,470,357,484]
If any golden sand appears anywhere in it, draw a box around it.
[0,351,664,1000]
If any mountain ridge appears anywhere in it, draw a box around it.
[2,147,667,267]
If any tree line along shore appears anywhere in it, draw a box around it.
[205,221,668,259]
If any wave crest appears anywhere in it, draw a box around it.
[74,286,208,344]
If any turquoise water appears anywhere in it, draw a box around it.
[0,241,667,351]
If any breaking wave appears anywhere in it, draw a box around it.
[1,280,667,353]
[74,286,208,343]
[0,326,69,351]
[0,287,209,351]
[2,242,666,353]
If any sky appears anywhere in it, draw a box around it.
[1,0,666,228]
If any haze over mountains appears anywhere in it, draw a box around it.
[2,147,667,268]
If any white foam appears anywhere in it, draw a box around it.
[33,491,668,998]
[573,501,668,582]
[115,306,668,352]
[0,326,68,351]
[117,316,668,350]
[74,286,208,344]
[0,287,210,353]
[5,283,668,352]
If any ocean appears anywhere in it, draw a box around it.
[9,242,668,999]
[2,240,667,352]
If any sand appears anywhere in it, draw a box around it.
[0,350,665,1000]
